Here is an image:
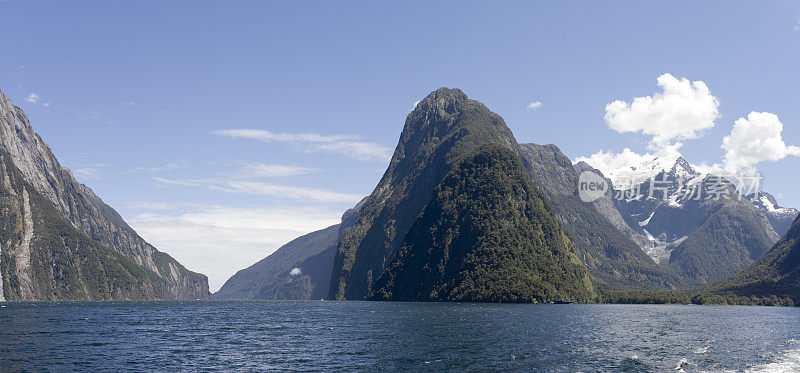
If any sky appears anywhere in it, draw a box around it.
[1,1,799,291]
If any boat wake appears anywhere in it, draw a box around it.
[747,340,800,373]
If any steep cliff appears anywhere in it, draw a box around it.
[369,145,595,302]
[0,89,208,300]
[0,150,164,300]
[328,88,522,300]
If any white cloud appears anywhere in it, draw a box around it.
[152,176,203,187]
[212,129,392,162]
[72,167,101,180]
[289,268,302,276]
[42,102,51,107]
[235,163,317,178]
[722,112,800,171]
[128,201,183,210]
[526,101,543,110]
[219,181,363,203]
[795,20,800,31]
[604,73,720,148]
[127,205,343,292]
[134,161,191,173]
[153,176,363,203]
[25,93,40,103]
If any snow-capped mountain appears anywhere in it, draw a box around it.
[748,192,799,236]
[580,156,794,285]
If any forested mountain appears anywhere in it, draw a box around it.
[0,89,208,300]
[328,88,524,300]
[709,214,800,303]
[368,145,595,303]
[667,178,779,284]
[0,150,166,300]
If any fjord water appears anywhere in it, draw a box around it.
[1,302,798,372]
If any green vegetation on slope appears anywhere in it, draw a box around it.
[368,145,595,303]
[669,198,777,285]
[706,214,800,304]
[596,215,800,307]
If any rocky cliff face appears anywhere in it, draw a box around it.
[0,89,209,300]
[1,150,163,300]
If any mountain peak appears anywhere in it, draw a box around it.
[330,88,520,300]
[668,156,697,178]
[413,87,470,115]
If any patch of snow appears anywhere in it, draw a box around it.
[760,195,777,212]
[639,211,656,227]
[642,229,656,242]
[668,194,682,208]
[758,195,796,217]
[0,243,4,302]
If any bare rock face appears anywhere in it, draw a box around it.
[0,89,209,300]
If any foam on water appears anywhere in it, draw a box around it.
[747,340,800,373]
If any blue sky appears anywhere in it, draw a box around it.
[2,1,799,290]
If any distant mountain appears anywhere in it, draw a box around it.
[522,144,682,290]
[215,198,366,300]
[709,214,800,304]
[667,183,779,284]
[216,225,339,300]
[0,89,209,300]
[368,145,595,303]
[328,88,523,300]
[582,155,788,285]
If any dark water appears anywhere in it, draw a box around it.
[1,302,799,372]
